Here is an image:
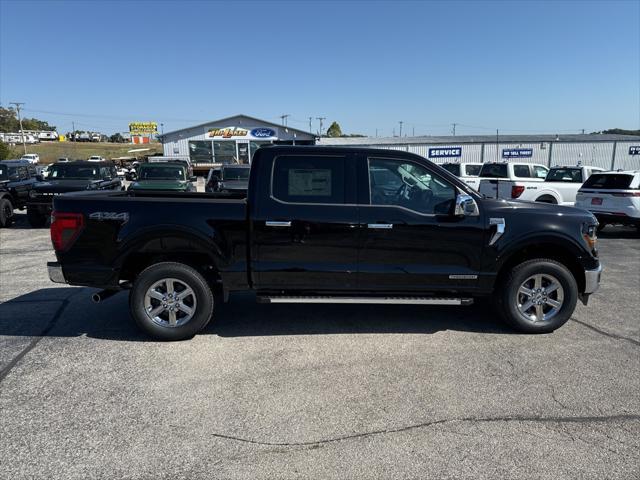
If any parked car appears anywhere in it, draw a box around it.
[441,162,483,190]
[57,157,70,163]
[205,164,250,193]
[47,146,601,341]
[498,165,604,205]
[147,156,194,178]
[478,162,549,199]
[20,153,40,164]
[128,163,196,192]
[575,170,640,231]
[0,159,40,227]
[27,161,121,227]
[88,156,106,162]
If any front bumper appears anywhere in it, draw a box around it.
[47,262,66,284]
[583,264,602,294]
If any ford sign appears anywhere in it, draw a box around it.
[428,147,462,158]
[629,146,640,155]
[251,128,276,138]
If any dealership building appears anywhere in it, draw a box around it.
[159,114,316,173]
[319,133,640,171]
[159,115,639,172]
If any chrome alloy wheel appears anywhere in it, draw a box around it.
[144,278,197,328]
[516,274,564,323]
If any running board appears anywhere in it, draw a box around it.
[257,296,473,306]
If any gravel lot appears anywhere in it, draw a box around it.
[1,211,638,479]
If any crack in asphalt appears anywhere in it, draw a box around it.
[201,414,640,447]
[570,318,640,346]
[0,290,81,384]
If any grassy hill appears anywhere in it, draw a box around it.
[13,141,164,164]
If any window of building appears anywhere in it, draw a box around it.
[213,141,237,164]
[368,157,455,215]
[272,155,346,204]
[189,141,213,163]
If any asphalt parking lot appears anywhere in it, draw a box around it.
[0,211,638,480]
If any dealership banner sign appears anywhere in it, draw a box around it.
[629,146,640,155]
[129,122,158,135]
[207,126,278,140]
[428,147,462,158]
[502,148,533,158]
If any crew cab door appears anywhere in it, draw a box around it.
[251,152,359,290]
[357,155,485,292]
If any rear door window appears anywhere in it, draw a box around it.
[513,165,531,178]
[464,164,481,176]
[479,163,508,178]
[532,165,549,178]
[582,174,635,189]
[272,155,346,204]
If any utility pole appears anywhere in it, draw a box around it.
[279,114,290,127]
[412,126,415,137]
[10,102,27,154]
[375,128,378,138]
[399,121,403,137]
[308,117,313,133]
[451,123,458,136]
[316,117,326,137]
[581,129,585,135]
[161,123,164,135]
[72,121,76,142]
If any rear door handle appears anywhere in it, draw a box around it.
[367,223,393,229]
[266,221,292,227]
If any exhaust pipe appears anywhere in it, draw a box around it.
[91,289,119,304]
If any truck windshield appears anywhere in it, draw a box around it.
[582,174,634,189]
[441,164,461,176]
[140,166,185,180]
[545,168,582,183]
[223,167,250,181]
[49,164,101,179]
[479,163,508,178]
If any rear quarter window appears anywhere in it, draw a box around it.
[479,164,509,178]
[513,165,531,178]
[464,165,481,176]
[582,174,635,190]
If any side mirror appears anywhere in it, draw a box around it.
[454,194,479,217]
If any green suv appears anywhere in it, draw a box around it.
[128,163,196,192]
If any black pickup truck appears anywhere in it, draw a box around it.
[47,146,602,340]
[27,161,122,227]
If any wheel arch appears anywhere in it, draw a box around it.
[495,239,587,293]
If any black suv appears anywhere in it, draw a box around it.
[0,159,41,227]
[27,160,122,227]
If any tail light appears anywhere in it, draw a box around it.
[511,185,525,198]
[611,192,640,197]
[51,212,84,252]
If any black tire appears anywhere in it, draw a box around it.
[129,262,214,341]
[0,197,14,228]
[495,258,578,334]
[27,206,47,227]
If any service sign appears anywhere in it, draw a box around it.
[129,122,157,135]
[502,148,533,158]
[428,147,462,158]
[629,146,640,155]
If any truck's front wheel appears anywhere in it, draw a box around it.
[0,198,14,228]
[130,262,214,340]
[497,259,578,333]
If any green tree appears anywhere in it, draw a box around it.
[110,133,125,143]
[0,107,20,133]
[0,141,16,160]
[326,121,343,137]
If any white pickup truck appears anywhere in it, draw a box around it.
[440,162,483,190]
[480,164,603,205]
[477,162,549,199]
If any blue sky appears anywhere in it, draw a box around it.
[1,0,638,136]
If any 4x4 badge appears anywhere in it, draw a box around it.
[89,212,129,223]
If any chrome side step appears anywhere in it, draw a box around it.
[257,296,473,306]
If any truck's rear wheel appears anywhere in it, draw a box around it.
[0,198,14,228]
[129,262,214,340]
[27,207,47,227]
[496,259,577,333]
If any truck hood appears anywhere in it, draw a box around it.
[483,197,596,221]
[129,180,190,191]
[33,179,97,193]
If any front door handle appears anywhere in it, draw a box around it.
[367,223,393,229]
[266,221,292,227]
